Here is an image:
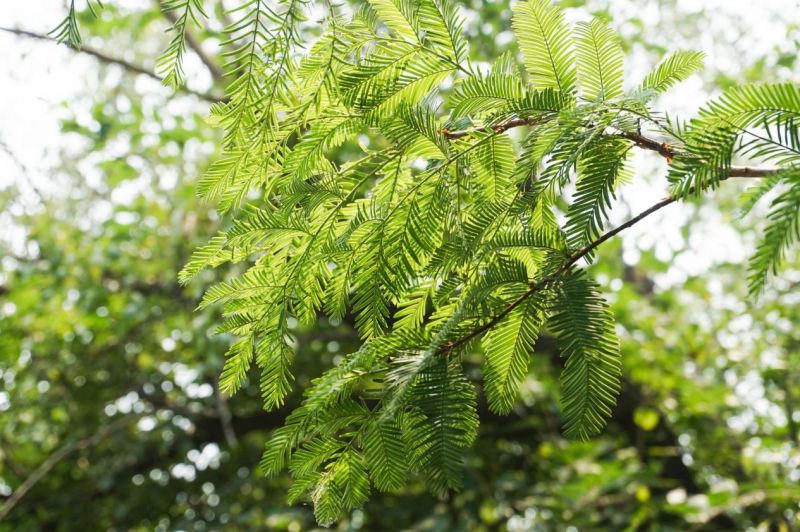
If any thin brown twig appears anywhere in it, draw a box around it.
[435,115,781,354]
[442,117,781,178]
[0,136,48,204]
[0,26,222,103]
[0,444,28,480]
[442,118,533,139]
[617,130,677,158]
[438,168,758,355]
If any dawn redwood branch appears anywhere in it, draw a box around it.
[0,26,222,103]
[620,131,780,177]
[617,130,677,158]
[442,117,781,178]
[439,169,757,355]
[435,114,780,354]
[442,118,533,139]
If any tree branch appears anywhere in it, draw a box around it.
[442,117,781,178]
[0,444,28,480]
[442,118,533,139]
[617,130,677,158]
[0,26,222,103]
[440,168,756,355]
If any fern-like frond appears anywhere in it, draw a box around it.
[668,127,736,198]
[405,358,479,495]
[50,0,103,49]
[748,171,800,295]
[219,336,254,396]
[565,136,630,253]
[258,335,295,410]
[637,51,705,97]
[416,0,468,65]
[366,0,419,42]
[574,18,624,101]
[178,234,229,284]
[482,291,545,414]
[699,83,800,129]
[548,271,622,441]
[451,71,524,119]
[156,0,208,88]
[670,84,800,197]
[511,0,576,94]
[311,470,343,525]
[739,115,800,167]
[394,280,435,330]
[472,132,516,201]
[364,415,408,491]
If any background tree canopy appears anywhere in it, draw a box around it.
[1,0,799,530]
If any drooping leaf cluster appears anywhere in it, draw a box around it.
[156,0,209,88]
[50,0,105,49]
[51,0,799,524]
[663,83,800,294]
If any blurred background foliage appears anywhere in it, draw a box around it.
[1,0,799,530]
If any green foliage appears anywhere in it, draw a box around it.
[548,271,622,441]
[156,0,208,88]
[141,0,797,523]
[405,358,479,495]
[637,50,705,97]
[7,0,800,529]
[482,292,545,415]
[746,171,800,295]
[512,0,576,93]
[363,415,408,492]
[574,18,624,101]
[565,136,631,252]
[50,0,104,49]
[669,83,800,197]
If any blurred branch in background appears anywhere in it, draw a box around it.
[0,26,222,103]
[0,413,141,520]
[0,136,47,204]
